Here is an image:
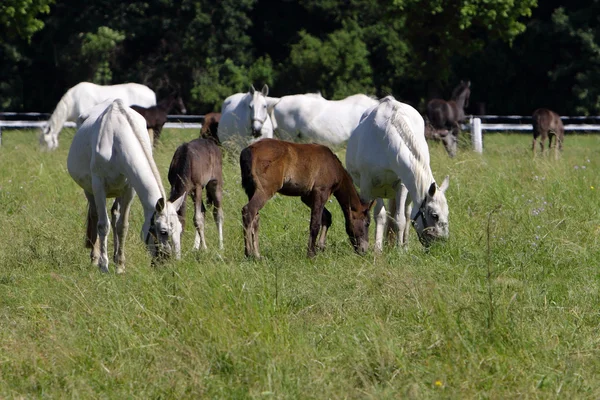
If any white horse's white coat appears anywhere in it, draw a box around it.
[217,85,278,145]
[67,99,184,273]
[346,96,450,250]
[271,93,378,145]
[42,82,156,149]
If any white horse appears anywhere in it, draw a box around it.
[217,85,279,145]
[271,93,378,145]
[42,82,156,150]
[346,95,450,251]
[67,99,185,273]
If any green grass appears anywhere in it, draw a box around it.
[1,128,600,398]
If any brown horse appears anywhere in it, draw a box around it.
[131,91,187,143]
[240,138,373,258]
[532,108,564,159]
[167,138,223,250]
[426,80,471,157]
[200,112,221,144]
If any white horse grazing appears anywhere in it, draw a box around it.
[67,99,185,273]
[217,85,278,144]
[271,93,378,145]
[346,96,450,250]
[42,82,156,150]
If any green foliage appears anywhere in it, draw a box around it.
[2,129,600,397]
[0,0,54,41]
[288,24,374,99]
[550,6,600,115]
[80,26,125,85]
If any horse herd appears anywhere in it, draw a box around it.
[39,81,562,273]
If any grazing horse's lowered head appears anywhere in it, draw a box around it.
[145,196,186,261]
[411,176,450,247]
[248,84,270,138]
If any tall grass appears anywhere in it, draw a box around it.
[1,128,600,398]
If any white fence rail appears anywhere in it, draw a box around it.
[2,113,600,149]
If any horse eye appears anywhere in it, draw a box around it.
[431,213,439,220]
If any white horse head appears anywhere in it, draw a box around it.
[248,84,270,138]
[411,176,450,246]
[145,196,186,260]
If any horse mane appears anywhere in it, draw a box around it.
[389,100,434,194]
[44,87,74,136]
[115,100,167,200]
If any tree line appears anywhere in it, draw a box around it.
[1,0,599,116]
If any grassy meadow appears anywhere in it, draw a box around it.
[1,127,600,398]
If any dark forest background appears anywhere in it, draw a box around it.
[1,0,599,116]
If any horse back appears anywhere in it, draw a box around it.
[242,139,344,197]
[169,138,222,196]
[532,108,563,138]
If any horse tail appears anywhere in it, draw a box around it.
[117,100,167,200]
[239,146,256,199]
[85,202,94,249]
[42,88,74,141]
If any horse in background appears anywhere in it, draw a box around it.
[426,80,471,157]
[240,138,373,258]
[532,108,564,159]
[217,85,279,146]
[270,93,378,145]
[347,96,450,250]
[167,138,224,251]
[67,99,185,273]
[200,112,221,144]
[131,91,187,144]
[41,82,156,150]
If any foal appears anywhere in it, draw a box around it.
[168,138,224,250]
[532,108,564,159]
[131,91,186,143]
[240,138,373,258]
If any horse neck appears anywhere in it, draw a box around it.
[333,169,364,218]
[167,145,190,202]
[451,90,468,113]
[46,90,75,135]
[158,95,177,112]
[115,102,167,213]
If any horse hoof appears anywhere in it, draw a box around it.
[116,265,125,274]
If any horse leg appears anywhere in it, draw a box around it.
[386,197,398,245]
[84,191,100,266]
[306,192,327,258]
[532,137,537,157]
[112,186,135,274]
[301,195,331,250]
[110,199,120,263]
[192,186,207,250]
[91,176,110,273]
[207,179,224,250]
[395,184,411,247]
[242,192,268,258]
[373,198,387,253]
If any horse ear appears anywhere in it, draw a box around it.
[367,200,376,212]
[428,182,437,197]
[439,175,450,193]
[261,84,269,96]
[171,192,186,212]
[249,85,256,94]
[155,197,166,213]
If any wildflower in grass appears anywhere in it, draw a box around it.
[574,165,579,170]
[592,186,595,190]
[435,380,443,387]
